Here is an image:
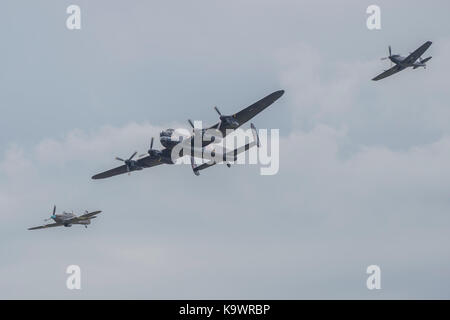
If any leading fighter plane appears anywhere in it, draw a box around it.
[28,205,102,230]
[92,90,284,179]
[372,41,432,81]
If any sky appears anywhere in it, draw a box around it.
[1,0,450,299]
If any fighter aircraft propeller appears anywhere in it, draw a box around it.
[381,45,394,66]
[44,205,57,221]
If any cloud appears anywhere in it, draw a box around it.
[1,119,450,298]
[34,122,166,166]
[276,38,450,152]
[277,43,373,124]
[2,0,450,299]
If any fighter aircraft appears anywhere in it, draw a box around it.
[91,90,284,179]
[28,205,102,230]
[372,41,432,81]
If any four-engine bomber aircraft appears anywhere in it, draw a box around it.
[27,40,434,231]
[92,90,284,179]
[28,206,102,230]
[372,41,432,81]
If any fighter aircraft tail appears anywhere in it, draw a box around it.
[414,56,432,69]
[421,56,432,64]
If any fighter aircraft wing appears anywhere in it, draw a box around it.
[28,222,63,230]
[403,41,432,65]
[208,90,285,136]
[91,157,163,180]
[372,65,406,81]
[77,210,102,219]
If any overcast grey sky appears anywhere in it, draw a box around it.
[1,0,450,299]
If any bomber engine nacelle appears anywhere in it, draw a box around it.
[214,106,239,130]
[143,136,174,165]
[187,120,224,144]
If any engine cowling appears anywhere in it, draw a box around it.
[219,116,239,129]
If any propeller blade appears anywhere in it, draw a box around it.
[389,45,392,56]
[53,205,56,215]
[128,151,137,161]
[214,106,222,116]
[188,119,194,129]
[150,137,154,150]
[116,157,125,162]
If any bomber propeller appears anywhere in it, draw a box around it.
[140,137,160,158]
[213,106,239,130]
[115,151,138,173]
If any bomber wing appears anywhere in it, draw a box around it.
[91,164,128,180]
[191,123,260,175]
[91,156,163,180]
[178,90,284,151]
[208,90,284,137]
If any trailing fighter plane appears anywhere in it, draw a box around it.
[28,205,102,230]
[372,41,432,81]
[91,90,284,179]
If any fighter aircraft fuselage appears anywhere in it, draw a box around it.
[28,206,102,230]
[47,212,91,227]
[390,55,427,69]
